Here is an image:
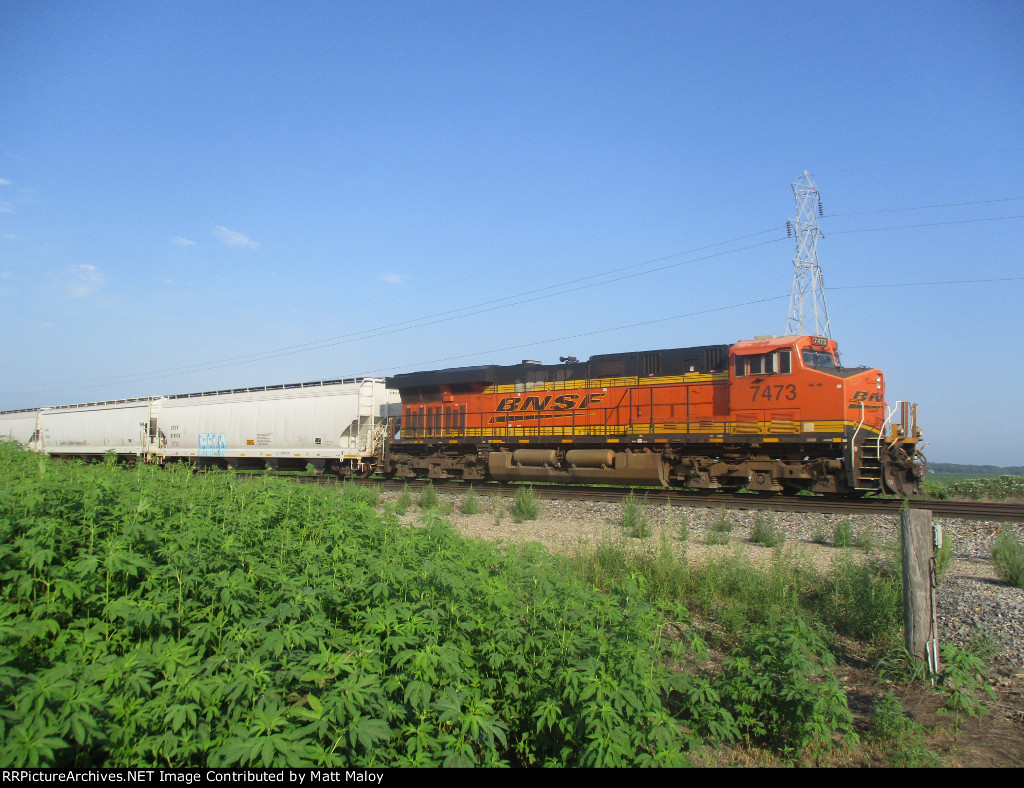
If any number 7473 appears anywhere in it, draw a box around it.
[750,384,797,402]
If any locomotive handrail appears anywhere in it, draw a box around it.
[851,400,866,447]
[878,400,908,457]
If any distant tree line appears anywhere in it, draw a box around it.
[929,463,1024,476]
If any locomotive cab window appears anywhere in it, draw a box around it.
[734,350,791,377]
[801,349,837,369]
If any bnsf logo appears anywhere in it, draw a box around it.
[851,391,883,403]
[495,392,606,413]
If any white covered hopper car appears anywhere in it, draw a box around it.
[0,409,42,448]
[0,377,399,477]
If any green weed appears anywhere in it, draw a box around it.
[341,479,379,507]
[823,555,902,643]
[871,692,941,767]
[854,529,875,553]
[749,513,785,548]
[990,529,1024,587]
[833,520,853,548]
[705,513,733,545]
[937,643,995,730]
[715,619,858,755]
[395,482,413,513]
[418,480,440,510]
[874,646,931,685]
[491,493,506,525]
[621,491,650,538]
[511,486,540,523]
[460,485,482,515]
[0,442,696,768]
[934,532,953,581]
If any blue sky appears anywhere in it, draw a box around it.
[1,0,1022,465]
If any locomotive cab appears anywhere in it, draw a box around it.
[729,335,924,496]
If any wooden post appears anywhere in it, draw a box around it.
[901,508,940,675]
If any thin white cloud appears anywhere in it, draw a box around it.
[213,226,259,249]
[0,202,12,213]
[67,264,103,298]
[0,178,10,185]
[380,272,404,285]
[172,236,196,247]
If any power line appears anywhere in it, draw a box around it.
[359,277,1024,378]
[9,206,1023,397]
[360,295,791,377]
[61,210,1024,388]
[828,276,1024,290]
[6,275,1021,404]
[40,229,788,388]
[825,197,1024,218]
[828,214,1024,234]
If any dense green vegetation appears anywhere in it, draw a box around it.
[0,443,701,767]
[922,474,1024,501]
[0,443,1000,767]
[928,463,1024,477]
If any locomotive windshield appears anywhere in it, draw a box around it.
[802,349,837,368]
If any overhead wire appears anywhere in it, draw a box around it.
[36,228,788,388]
[7,194,1023,400]
[824,197,1024,218]
[827,214,1024,234]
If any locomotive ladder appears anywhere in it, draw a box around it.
[854,441,884,491]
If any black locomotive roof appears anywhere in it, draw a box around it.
[388,365,498,390]
[387,344,732,391]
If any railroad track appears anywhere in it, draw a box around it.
[257,474,1023,522]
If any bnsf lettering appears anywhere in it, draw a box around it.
[551,394,576,410]
[495,392,605,413]
[851,391,883,403]
[521,396,551,411]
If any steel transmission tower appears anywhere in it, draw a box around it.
[785,171,830,337]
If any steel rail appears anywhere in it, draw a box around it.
[342,478,1024,522]
[208,471,1024,522]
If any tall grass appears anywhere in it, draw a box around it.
[418,480,439,510]
[621,491,650,538]
[832,520,853,548]
[568,534,902,646]
[822,554,902,643]
[460,485,482,515]
[749,513,785,548]
[991,530,1024,587]
[705,513,733,545]
[511,485,540,523]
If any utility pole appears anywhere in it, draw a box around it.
[785,171,830,337]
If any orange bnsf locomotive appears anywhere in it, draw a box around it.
[383,335,925,496]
